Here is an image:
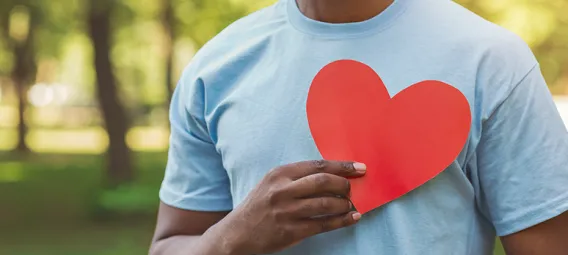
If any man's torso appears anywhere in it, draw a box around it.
[184,0,537,253]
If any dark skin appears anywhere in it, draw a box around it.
[296,0,394,24]
[501,212,568,255]
[151,0,568,254]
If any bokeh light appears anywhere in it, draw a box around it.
[28,83,54,107]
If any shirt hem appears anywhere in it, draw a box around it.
[159,186,234,212]
[494,193,568,236]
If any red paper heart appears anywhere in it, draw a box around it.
[306,60,471,214]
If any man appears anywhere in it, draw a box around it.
[150,0,568,254]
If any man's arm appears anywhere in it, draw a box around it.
[151,160,365,255]
[150,203,231,255]
[471,63,568,254]
[501,211,568,255]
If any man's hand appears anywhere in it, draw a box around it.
[206,160,366,255]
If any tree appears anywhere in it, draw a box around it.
[161,0,175,107]
[87,0,133,186]
[3,4,38,153]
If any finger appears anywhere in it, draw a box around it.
[285,160,366,180]
[300,211,361,237]
[288,173,351,198]
[291,197,352,218]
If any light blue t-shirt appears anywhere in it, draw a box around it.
[160,0,568,254]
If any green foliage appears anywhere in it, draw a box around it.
[0,40,14,75]
[174,0,249,48]
[34,0,84,58]
[90,152,166,218]
[98,184,158,215]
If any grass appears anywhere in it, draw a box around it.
[0,152,506,255]
[0,152,165,255]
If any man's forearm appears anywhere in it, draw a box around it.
[151,235,207,255]
[150,222,246,255]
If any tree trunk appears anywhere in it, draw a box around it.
[162,0,174,107]
[87,0,133,186]
[14,74,29,153]
[10,6,37,153]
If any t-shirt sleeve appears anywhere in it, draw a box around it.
[475,64,568,236]
[159,70,233,212]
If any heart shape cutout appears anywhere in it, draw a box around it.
[306,60,471,214]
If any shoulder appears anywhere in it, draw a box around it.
[175,1,288,111]
[414,0,536,67]
[411,0,539,112]
[183,1,287,78]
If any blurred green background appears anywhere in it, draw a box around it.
[0,0,567,254]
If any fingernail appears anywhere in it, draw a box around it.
[353,162,366,172]
[352,212,362,221]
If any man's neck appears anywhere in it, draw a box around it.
[295,0,394,24]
